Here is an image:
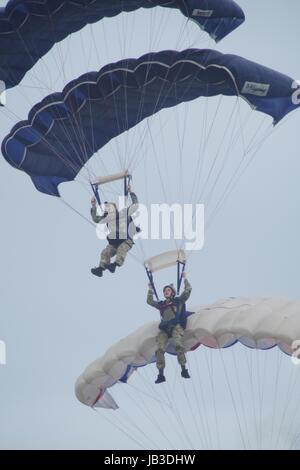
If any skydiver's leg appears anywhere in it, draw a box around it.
[115,240,133,266]
[172,324,190,379]
[155,330,168,383]
[107,240,133,272]
[92,244,116,277]
[100,243,117,269]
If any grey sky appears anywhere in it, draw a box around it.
[0,0,300,449]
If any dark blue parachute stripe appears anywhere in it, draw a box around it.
[0,0,245,89]
[2,48,300,197]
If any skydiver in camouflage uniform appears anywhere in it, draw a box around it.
[90,185,139,277]
[147,273,192,383]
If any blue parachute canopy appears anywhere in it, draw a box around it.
[2,48,300,197]
[0,0,245,89]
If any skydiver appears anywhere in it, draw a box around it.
[90,184,139,277]
[147,273,192,383]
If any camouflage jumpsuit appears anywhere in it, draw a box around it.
[147,279,192,370]
[91,192,138,268]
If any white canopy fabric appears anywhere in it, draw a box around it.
[75,297,300,409]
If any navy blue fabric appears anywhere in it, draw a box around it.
[0,0,244,89]
[119,365,133,383]
[2,48,300,196]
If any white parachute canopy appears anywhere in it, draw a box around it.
[75,297,300,409]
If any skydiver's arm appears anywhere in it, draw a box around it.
[178,278,192,302]
[147,288,161,310]
[91,206,108,224]
[129,191,138,205]
[127,184,138,205]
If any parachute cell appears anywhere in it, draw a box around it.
[0,0,245,89]
[75,297,300,408]
[2,49,300,197]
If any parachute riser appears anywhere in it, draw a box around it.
[177,260,186,295]
[145,268,159,301]
[145,258,186,300]
[91,183,101,206]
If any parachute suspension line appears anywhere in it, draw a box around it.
[244,347,261,448]
[150,363,190,446]
[135,364,194,449]
[218,349,248,450]
[197,98,239,208]
[173,88,188,206]
[120,9,167,172]
[4,85,90,182]
[203,102,272,231]
[123,13,170,173]
[127,63,201,175]
[288,371,300,449]
[145,120,180,254]
[189,351,215,449]
[146,121,170,204]
[202,96,250,218]
[124,378,176,450]
[59,197,95,227]
[127,374,172,408]
[177,95,229,258]
[91,22,136,180]
[277,352,300,450]
[158,361,196,450]
[73,28,124,184]
[274,354,300,450]
[204,100,242,209]
[39,97,95,182]
[284,366,300,449]
[14,28,52,94]
[123,38,173,174]
[45,29,97,181]
[206,120,274,231]
[93,408,148,451]
[68,107,95,178]
[180,363,204,449]
[74,25,110,184]
[180,96,229,252]
[125,50,216,192]
[230,347,253,449]
[89,24,124,170]
[25,27,96,185]
[49,15,68,86]
[117,387,164,450]
[205,349,221,449]
[188,93,211,203]
[258,351,267,449]
[151,8,176,51]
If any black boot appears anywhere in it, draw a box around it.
[107,262,117,273]
[91,267,104,277]
[155,369,166,384]
[181,366,190,379]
